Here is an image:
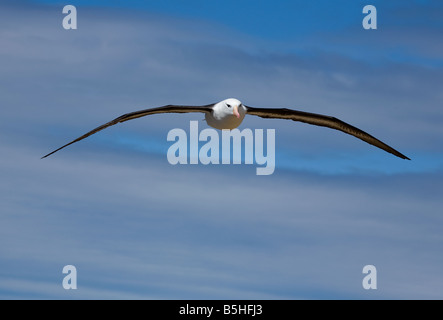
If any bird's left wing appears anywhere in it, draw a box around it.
[245,106,410,160]
[42,104,214,158]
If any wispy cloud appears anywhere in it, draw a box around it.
[0,1,442,299]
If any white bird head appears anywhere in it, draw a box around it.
[205,98,247,130]
[224,98,242,118]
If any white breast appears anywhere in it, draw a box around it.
[205,112,245,129]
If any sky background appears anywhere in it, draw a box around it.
[0,0,442,299]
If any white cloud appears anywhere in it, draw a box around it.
[1,141,443,299]
[0,2,442,299]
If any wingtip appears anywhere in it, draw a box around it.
[397,153,411,160]
[41,150,56,159]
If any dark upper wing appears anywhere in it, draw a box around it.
[245,106,410,160]
[42,104,214,158]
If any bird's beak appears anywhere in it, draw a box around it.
[233,105,240,118]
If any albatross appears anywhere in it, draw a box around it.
[42,98,410,160]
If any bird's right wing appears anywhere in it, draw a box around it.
[42,104,214,158]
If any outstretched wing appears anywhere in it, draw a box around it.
[42,104,214,158]
[245,106,410,160]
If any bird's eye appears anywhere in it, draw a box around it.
[226,104,231,108]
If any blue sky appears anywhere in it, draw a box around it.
[0,0,442,299]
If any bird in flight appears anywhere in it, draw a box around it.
[42,98,410,160]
